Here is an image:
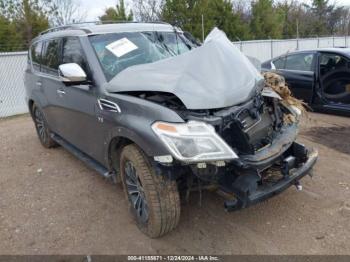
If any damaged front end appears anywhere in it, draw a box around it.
[149,89,318,211]
[106,28,318,210]
[175,86,318,210]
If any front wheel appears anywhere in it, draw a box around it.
[120,144,180,238]
[32,105,58,148]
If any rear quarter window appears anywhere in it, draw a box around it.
[30,42,43,71]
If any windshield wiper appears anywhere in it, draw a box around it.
[154,31,177,56]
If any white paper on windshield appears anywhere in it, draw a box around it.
[106,38,138,57]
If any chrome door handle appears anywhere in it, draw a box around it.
[36,81,42,86]
[57,89,66,95]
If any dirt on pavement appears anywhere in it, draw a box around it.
[0,113,349,255]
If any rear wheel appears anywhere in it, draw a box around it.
[120,144,180,238]
[32,105,57,148]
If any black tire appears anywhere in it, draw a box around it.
[120,144,180,238]
[32,104,58,148]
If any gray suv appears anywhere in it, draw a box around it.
[25,22,318,238]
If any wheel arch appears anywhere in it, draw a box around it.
[105,126,171,173]
[107,135,135,174]
[28,99,35,117]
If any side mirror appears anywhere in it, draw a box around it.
[59,63,87,83]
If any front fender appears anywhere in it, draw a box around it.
[102,93,185,167]
[105,124,170,158]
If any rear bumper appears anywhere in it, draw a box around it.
[224,146,318,211]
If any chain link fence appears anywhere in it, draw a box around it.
[0,51,28,118]
[1,35,350,118]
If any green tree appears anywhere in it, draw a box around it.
[0,15,22,51]
[206,0,251,40]
[0,0,49,50]
[100,0,133,22]
[18,0,49,44]
[277,1,297,38]
[250,0,284,39]
[310,0,334,36]
[277,0,313,39]
[161,0,250,41]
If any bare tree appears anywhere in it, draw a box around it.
[328,6,350,35]
[49,0,86,26]
[233,0,251,14]
[132,0,164,22]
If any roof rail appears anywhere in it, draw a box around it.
[75,20,170,25]
[39,20,171,35]
[39,25,91,35]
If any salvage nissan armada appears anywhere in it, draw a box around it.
[25,22,318,238]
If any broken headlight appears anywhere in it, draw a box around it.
[152,121,238,162]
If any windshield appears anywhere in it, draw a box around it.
[89,31,196,81]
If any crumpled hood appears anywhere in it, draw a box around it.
[106,28,264,109]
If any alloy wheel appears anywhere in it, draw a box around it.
[124,160,149,223]
[34,108,47,144]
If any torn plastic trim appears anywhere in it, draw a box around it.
[262,87,282,100]
[239,123,298,170]
[224,146,318,211]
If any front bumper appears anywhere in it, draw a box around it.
[224,146,318,211]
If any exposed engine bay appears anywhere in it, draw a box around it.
[179,94,286,156]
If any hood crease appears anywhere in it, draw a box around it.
[106,28,263,109]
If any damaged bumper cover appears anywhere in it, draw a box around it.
[224,144,318,211]
[237,123,299,170]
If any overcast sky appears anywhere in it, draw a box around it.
[78,0,133,20]
[79,0,350,21]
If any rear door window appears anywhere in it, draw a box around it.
[41,39,61,76]
[30,42,42,71]
[285,53,314,71]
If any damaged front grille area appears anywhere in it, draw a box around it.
[180,94,285,156]
[219,105,275,154]
[129,90,290,158]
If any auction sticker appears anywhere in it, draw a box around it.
[106,38,138,57]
